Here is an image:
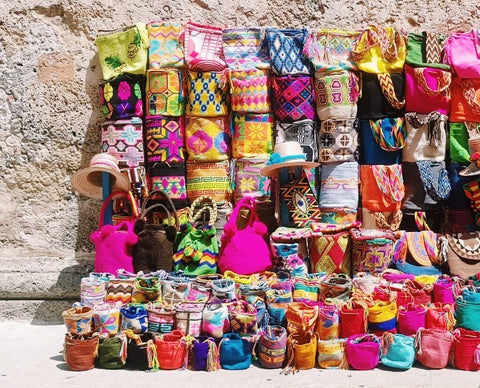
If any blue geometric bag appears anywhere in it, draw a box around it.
[265,28,311,75]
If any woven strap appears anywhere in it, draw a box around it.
[352,26,402,63]
[465,121,480,140]
[369,118,406,151]
[189,195,217,227]
[414,67,451,97]
[371,165,404,202]
[405,111,444,149]
[414,211,432,231]
[416,161,451,202]
[424,32,442,64]
[462,80,480,116]
[377,73,405,109]
[371,209,403,231]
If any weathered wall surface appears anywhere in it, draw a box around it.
[0,0,477,320]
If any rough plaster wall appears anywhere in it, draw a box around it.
[0,0,477,262]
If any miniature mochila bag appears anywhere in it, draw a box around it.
[452,328,480,371]
[147,21,184,69]
[303,29,361,72]
[265,27,311,75]
[99,74,143,120]
[356,72,405,120]
[62,306,93,335]
[186,70,230,117]
[93,302,121,335]
[185,116,231,162]
[146,302,175,333]
[105,278,134,305]
[90,190,138,275]
[284,331,318,373]
[184,22,226,71]
[222,27,270,70]
[415,328,454,369]
[258,325,288,369]
[101,118,144,168]
[186,160,231,204]
[63,333,99,371]
[95,23,149,81]
[131,276,162,304]
[317,119,358,164]
[351,25,406,74]
[144,115,185,164]
[345,333,381,370]
[146,68,185,117]
[218,196,273,275]
[155,329,187,370]
[218,332,253,370]
[314,70,360,121]
[271,74,316,122]
[229,68,271,113]
[275,120,317,162]
[405,31,450,69]
[232,112,274,159]
[120,305,148,334]
[380,333,416,370]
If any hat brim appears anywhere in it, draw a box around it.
[71,166,131,199]
[260,161,320,177]
[459,162,480,177]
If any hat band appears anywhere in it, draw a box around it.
[91,160,121,172]
[267,153,306,165]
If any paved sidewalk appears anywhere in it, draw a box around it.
[1,321,480,388]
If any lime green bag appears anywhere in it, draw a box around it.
[405,32,450,70]
[449,122,480,164]
[95,23,149,81]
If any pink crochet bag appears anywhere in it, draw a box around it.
[345,333,381,370]
[218,196,273,275]
[90,191,138,274]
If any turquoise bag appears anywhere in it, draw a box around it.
[219,333,252,370]
[380,333,416,370]
[456,295,480,331]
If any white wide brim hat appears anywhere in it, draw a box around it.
[260,141,319,177]
[71,153,131,199]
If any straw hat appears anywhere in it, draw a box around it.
[260,141,319,177]
[70,153,131,199]
[459,138,480,177]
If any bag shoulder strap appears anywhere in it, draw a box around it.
[377,73,405,109]
[461,80,480,116]
[369,118,407,151]
[99,190,138,228]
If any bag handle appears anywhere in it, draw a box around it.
[414,67,451,97]
[369,118,407,151]
[226,196,258,233]
[371,165,405,202]
[141,203,179,230]
[99,190,138,228]
[352,26,402,63]
[141,188,178,223]
[189,195,218,227]
[377,73,405,109]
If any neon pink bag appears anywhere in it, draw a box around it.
[444,29,480,78]
[415,328,453,369]
[397,303,427,336]
[345,333,381,370]
[90,191,138,274]
[218,196,273,275]
[404,64,451,115]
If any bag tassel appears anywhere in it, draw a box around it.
[474,345,480,367]
[147,339,160,371]
[207,339,221,372]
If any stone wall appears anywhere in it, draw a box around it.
[0,0,476,321]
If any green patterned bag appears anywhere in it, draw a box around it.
[449,122,480,164]
[95,23,149,81]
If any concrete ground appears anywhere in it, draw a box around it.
[2,321,480,388]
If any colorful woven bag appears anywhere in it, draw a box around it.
[202,302,230,338]
[367,300,397,335]
[148,162,188,209]
[397,303,427,336]
[345,333,381,370]
[95,23,148,81]
[186,70,230,117]
[405,31,450,69]
[184,116,231,162]
[463,179,480,226]
[145,115,185,164]
[284,331,318,373]
[258,325,288,369]
[62,306,93,335]
[319,161,359,210]
[105,278,134,305]
[265,28,311,75]
[99,74,143,120]
[350,228,396,274]
[120,305,148,333]
[303,29,360,72]
[286,301,319,334]
[317,119,358,164]
[155,330,187,370]
[340,301,368,338]
[358,119,402,165]
[101,118,144,167]
[319,273,352,302]
[360,164,404,212]
[271,74,316,122]
[131,276,162,303]
[352,25,406,74]
[404,64,451,115]
[314,70,360,120]
[228,299,258,336]
[456,294,480,331]
[147,21,184,69]
[231,112,274,159]
[229,68,271,113]
[309,222,356,276]
[450,77,480,122]
[184,22,226,71]
[93,302,121,335]
[186,160,231,204]
[233,158,271,203]
[449,122,480,164]
[446,231,480,280]
[63,333,99,371]
[315,304,340,340]
[146,68,185,116]
[317,338,348,369]
[275,119,317,162]
[356,72,405,120]
[174,302,204,337]
[222,27,269,70]
[415,328,454,369]
[191,336,220,371]
[146,302,175,333]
